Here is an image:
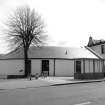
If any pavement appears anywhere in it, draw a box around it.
[40,77,105,86]
[0,77,104,90]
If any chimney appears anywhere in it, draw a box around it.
[88,36,93,47]
[89,36,92,41]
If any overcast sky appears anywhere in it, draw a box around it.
[0,0,105,53]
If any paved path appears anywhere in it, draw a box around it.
[40,77,105,85]
[0,77,104,90]
[0,79,52,90]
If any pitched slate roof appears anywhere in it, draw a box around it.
[85,46,103,59]
[0,46,99,60]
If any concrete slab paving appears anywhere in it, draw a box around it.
[0,79,53,90]
[0,77,104,90]
[39,77,105,86]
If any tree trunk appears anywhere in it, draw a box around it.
[24,48,29,77]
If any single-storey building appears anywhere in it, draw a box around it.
[0,46,104,79]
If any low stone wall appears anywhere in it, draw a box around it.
[74,72,104,80]
[7,75,25,79]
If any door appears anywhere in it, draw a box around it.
[42,60,49,76]
[76,60,81,73]
[103,65,105,77]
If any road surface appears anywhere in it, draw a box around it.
[0,81,105,105]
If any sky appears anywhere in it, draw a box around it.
[0,0,105,53]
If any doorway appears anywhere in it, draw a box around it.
[76,60,81,73]
[42,60,49,76]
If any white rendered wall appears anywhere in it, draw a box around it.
[55,60,74,76]
[31,60,41,75]
[76,59,102,73]
[49,59,54,76]
[85,60,89,73]
[98,60,100,72]
[95,60,99,72]
[99,60,102,72]
[0,60,24,75]
[81,60,84,73]
[81,60,94,73]
[31,59,54,76]
[85,60,96,73]
[94,60,103,73]
[89,60,93,73]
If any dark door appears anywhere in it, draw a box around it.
[103,65,105,77]
[42,60,49,76]
[76,61,81,73]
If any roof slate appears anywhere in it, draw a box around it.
[0,46,99,59]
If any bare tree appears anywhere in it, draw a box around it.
[4,6,46,77]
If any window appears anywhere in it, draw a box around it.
[101,45,104,54]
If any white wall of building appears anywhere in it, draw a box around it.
[31,60,41,75]
[31,59,74,76]
[89,60,93,73]
[81,60,84,73]
[95,60,99,72]
[84,60,102,73]
[99,60,103,72]
[81,59,94,73]
[82,59,102,73]
[55,60,74,76]
[31,59,54,76]
[85,60,89,73]
[0,58,99,77]
[94,60,103,73]
[0,60,24,75]
[49,59,54,76]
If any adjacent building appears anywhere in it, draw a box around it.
[87,36,105,77]
[87,36,105,58]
